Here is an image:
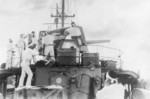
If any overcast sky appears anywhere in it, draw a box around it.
[0,0,150,79]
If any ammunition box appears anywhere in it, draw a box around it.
[56,49,78,66]
[82,53,99,66]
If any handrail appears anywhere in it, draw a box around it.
[87,44,123,69]
[7,44,123,68]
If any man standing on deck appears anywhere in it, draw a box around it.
[42,32,55,65]
[6,38,14,69]
[96,71,125,99]
[64,22,88,52]
[15,34,26,67]
[28,31,38,47]
[16,34,26,60]
[18,44,38,87]
[65,22,87,45]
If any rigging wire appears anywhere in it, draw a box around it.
[75,0,79,25]
[50,0,60,30]
[48,0,77,29]
[67,0,70,27]
[49,0,55,30]
[67,0,70,13]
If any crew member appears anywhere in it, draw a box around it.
[64,22,88,52]
[6,38,14,69]
[42,32,55,64]
[38,32,46,55]
[18,44,38,87]
[28,31,38,47]
[16,34,26,62]
[96,71,125,99]
[14,34,26,68]
[65,22,82,44]
[104,71,118,86]
[65,22,87,44]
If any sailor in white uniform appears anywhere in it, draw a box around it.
[18,44,38,87]
[42,33,55,64]
[64,22,88,53]
[28,31,38,49]
[16,34,26,67]
[65,22,82,45]
[6,38,14,69]
[96,71,125,99]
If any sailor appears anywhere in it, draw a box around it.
[14,34,26,68]
[96,71,125,99]
[28,31,38,47]
[6,38,14,69]
[38,32,46,55]
[13,44,20,68]
[65,22,86,45]
[64,22,88,52]
[104,71,118,86]
[18,44,38,87]
[42,32,55,65]
[16,34,26,62]
[64,22,82,44]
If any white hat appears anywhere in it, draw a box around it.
[106,71,118,84]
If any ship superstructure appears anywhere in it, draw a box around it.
[0,0,139,99]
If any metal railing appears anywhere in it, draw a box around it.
[87,44,123,69]
[6,44,123,69]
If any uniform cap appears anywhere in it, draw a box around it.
[20,34,25,38]
[31,31,35,33]
[71,22,75,25]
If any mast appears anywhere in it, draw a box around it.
[43,3,59,29]
[62,0,65,27]
[55,4,59,29]
[51,0,75,28]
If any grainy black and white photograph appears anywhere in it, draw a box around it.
[0,0,150,99]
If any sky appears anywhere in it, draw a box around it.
[0,0,150,80]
